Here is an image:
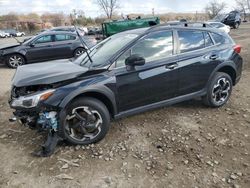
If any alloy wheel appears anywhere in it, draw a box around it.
[212,78,231,105]
[65,106,103,141]
[75,49,84,57]
[9,55,24,68]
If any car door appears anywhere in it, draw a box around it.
[52,34,77,59]
[26,34,54,62]
[176,30,220,96]
[113,30,180,112]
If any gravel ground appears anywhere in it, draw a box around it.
[0,24,249,188]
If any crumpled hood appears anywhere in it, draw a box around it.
[12,60,89,87]
[1,44,21,51]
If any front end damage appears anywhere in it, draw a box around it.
[9,85,62,157]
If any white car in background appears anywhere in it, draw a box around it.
[206,21,231,33]
[0,30,10,38]
[16,31,25,37]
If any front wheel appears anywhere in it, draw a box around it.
[59,97,110,145]
[202,72,233,107]
[234,22,239,29]
[6,54,25,68]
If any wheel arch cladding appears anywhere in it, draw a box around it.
[217,66,236,85]
[59,87,117,118]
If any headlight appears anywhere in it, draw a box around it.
[11,89,55,108]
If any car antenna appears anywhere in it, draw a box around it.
[71,16,93,63]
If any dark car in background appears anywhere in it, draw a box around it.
[0,31,96,68]
[215,11,241,29]
[9,25,243,150]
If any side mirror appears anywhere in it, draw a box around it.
[29,43,35,47]
[125,54,145,67]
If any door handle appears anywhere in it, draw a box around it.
[165,63,178,70]
[209,54,218,60]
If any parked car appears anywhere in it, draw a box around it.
[3,29,17,37]
[206,21,231,33]
[8,25,243,155]
[16,31,25,37]
[0,31,96,68]
[220,11,241,29]
[0,30,10,38]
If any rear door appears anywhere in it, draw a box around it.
[113,30,180,112]
[176,30,220,96]
[52,34,77,59]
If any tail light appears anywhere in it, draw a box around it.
[233,45,241,54]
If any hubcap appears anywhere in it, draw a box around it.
[65,106,103,141]
[75,49,84,57]
[212,78,231,105]
[9,55,23,67]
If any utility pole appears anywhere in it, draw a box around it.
[152,8,155,16]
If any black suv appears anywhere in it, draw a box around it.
[9,25,243,151]
[221,11,241,29]
[0,31,96,68]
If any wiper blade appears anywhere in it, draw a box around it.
[13,37,22,44]
[73,25,93,64]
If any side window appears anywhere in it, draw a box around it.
[204,32,214,47]
[178,30,205,53]
[210,32,231,45]
[116,31,173,68]
[55,34,76,41]
[35,35,53,44]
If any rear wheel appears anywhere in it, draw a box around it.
[74,48,85,58]
[60,97,110,145]
[202,72,232,107]
[6,54,25,68]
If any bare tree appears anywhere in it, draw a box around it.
[96,0,119,19]
[205,0,227,19]
[235,0,250,21]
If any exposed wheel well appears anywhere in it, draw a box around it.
[217,66,236,85]
[72,92,115,118]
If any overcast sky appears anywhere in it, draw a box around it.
[0,0,236,17]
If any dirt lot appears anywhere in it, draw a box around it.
[0,25,250,188]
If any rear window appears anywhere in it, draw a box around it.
[178,30,205,53]
[210,32,232,44]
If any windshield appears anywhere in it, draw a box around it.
[74,33,139,68]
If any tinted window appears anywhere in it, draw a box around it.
[55,34,76,41]
[35,35,53,44]
[210,32,231,44]
[178,30,205,53]
[204,32,213,47]
[116,31,173,67]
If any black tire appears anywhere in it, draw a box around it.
[74,47,85,58]
[234,22,239,29]
[6,54,26,68]
[202,72,233,108]
[59,97,110,145]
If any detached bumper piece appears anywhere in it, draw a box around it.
[32,131,62,157]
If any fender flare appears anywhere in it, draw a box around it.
[59,85,117,115]
[205,61,237,88]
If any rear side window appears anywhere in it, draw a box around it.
[210,32,231,44]
[178,30,205,53]
[204,32,214,47]
[55,34,76,41]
